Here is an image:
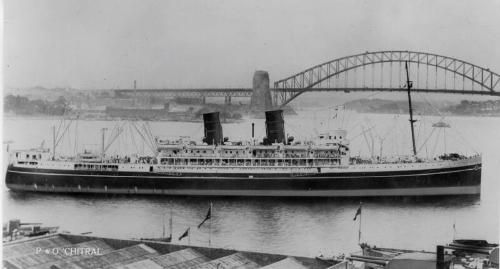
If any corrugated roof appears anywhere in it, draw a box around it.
[165,256,211,269]
[3,234,335,269]
[150,248,209,267]
[260,257,308,269]
[3,235,71,259]
[69,243,158,269]
[109,248,209,269]
[190,252,260,269]
[112,259,163,269]
[5,239,114,269]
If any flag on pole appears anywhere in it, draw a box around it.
[198,205,212,229]
[178,227,190,241]
[353,204,362,221]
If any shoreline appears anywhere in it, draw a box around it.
[2,114,244,123]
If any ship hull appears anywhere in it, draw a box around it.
[5,163,481,197]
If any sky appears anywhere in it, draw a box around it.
[3,0,500,90]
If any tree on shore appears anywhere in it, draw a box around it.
[4,95,71,116]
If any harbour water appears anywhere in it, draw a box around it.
[2,111,499,257]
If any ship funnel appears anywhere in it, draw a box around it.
[203,112,224,145]
[264,110,285,145]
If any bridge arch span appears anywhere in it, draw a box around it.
[273,51,500,107]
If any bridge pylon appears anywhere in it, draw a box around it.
[250,71,273,111]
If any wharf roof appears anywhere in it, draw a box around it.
[2,233,337,269]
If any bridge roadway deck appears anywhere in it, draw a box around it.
[112,87,500,98]
[113,88,253,97]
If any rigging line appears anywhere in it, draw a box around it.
[415,92,477,153]
[131,122,155,154]
[104,122,126,153]
[109,121,120,142]
[415,114,425,142]
[129,123,139,154]
[350,125,376,142]
[431,129,441,157]
[382,116,399,140]
[346,119,366,139]
[65,125,71,156]
[145,122,159,153]
[450,127,478,154]
[143,130,156,154]
[120,123,127,155]
[147,122,159,150]
[145,122,157,144]
[106,122,119,148]
[415,92,445,118]
[55,118,64,140]
[73,119,78,155]
[341,106,347,128]
[417,127,436,154]
[140,122,155,151]
[55,120,73,148]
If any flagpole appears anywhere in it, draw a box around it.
[453,220,456,241]
[169,208,173,239]
[358,202,362,245]
[209,202,212,247]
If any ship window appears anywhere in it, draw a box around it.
[340,136,342,139]
[203,150,206,153]
[330,136,332,139]
[334,136,336,139]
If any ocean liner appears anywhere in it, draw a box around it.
[4,108,481,197]
[5,63,481,197]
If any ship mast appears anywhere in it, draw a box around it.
[52,125,56,160]
[101,127,108,161]
[405,61,417,156]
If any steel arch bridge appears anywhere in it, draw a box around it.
[272,50,500,107]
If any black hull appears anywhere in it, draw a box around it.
[5,164,481,197]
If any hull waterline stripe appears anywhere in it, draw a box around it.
[5,184,480,196]
[7,167,479,179]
